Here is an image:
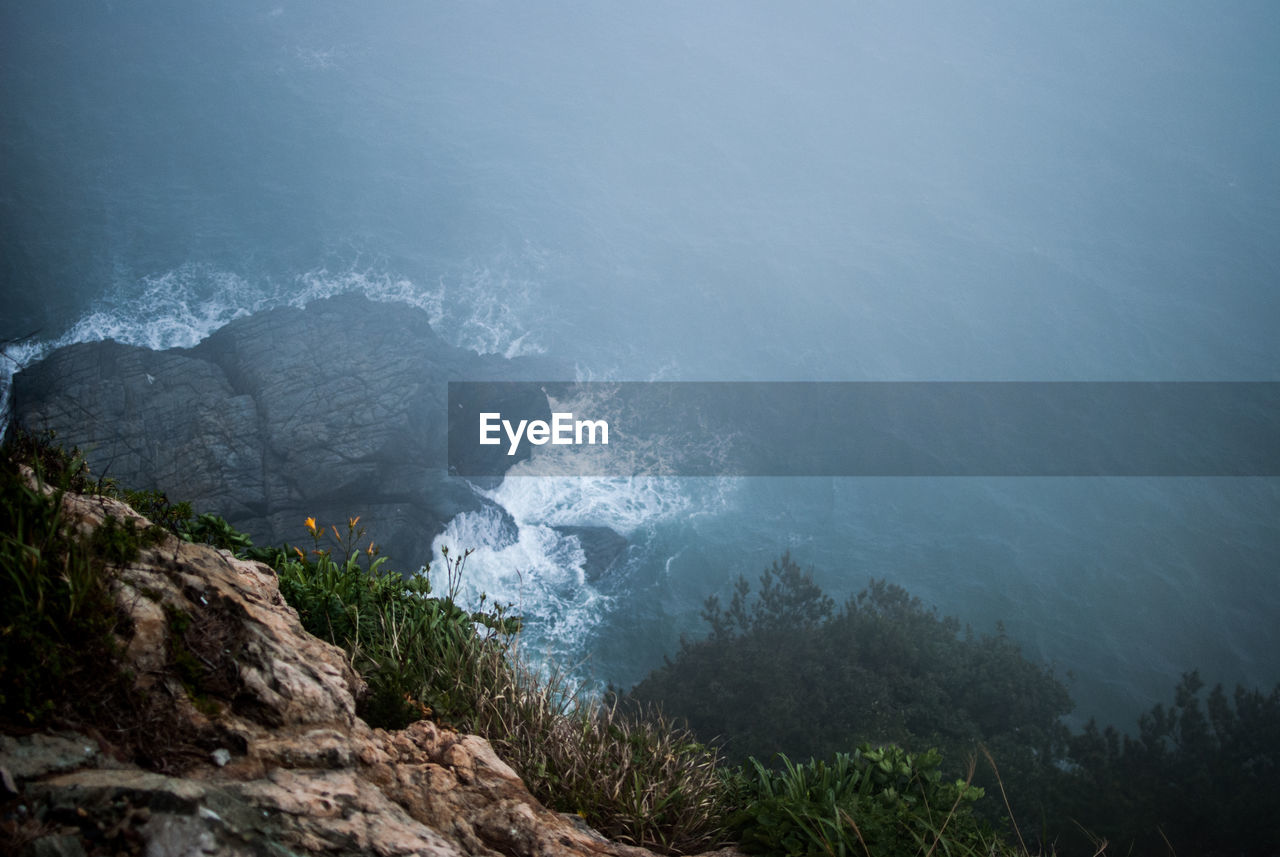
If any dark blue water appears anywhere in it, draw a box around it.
[3,0,1278,729]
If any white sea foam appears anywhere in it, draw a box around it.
[1,264,263,431]
[428,504,610,665]
[427,459,735,669]
[293,263,546,357]
[1,256,546,431]
[424,372,740,669]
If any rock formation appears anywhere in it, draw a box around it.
[10,294,558,568]
[0,476,738,857]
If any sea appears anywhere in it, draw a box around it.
[3,0,1278,731]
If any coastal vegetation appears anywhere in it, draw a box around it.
[628,552,1280,856]
[4,432,1277,855]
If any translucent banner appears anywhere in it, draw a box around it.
[448,382,1280,477]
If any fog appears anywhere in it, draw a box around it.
[3,0,1279,727]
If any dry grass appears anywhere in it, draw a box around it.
[467,657,730,853]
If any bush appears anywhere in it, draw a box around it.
[628,552,1072,824]
[274,525,516,731]
[631,551,1280,856]
[0,439,127,727]
[0,432,196,769]
[727,746,1013,857]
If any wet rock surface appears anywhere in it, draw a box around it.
[11,294,558,567]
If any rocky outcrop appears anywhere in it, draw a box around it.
[0,479,736,857]
[552,526,628,582]
[11,294,559,568]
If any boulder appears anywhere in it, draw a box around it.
[11,294,558,569]
[553,525,628,582]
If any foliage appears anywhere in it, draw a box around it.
[703,551,836,640]
[727,746,1012,857]
[0,431,167,757]
[121,488,194,536]
[629,552,1071,828]
[3,428,111,495]
[1050,671,1280,856]
[483,670,729,853]
[272,517,727,853]
[632,551,1280,856]
[122,486,258,556]
[273,520,514,730]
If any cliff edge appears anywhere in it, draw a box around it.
[0,473,735,857]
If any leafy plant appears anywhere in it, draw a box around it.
[123,487,257,556]
[274,524,492,729]
[121,488,194,536]
[727,746,1008,857]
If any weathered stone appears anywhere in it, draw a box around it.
[4,479,742,857]
[24,833,88,857]
[0,733,102,784]
[11,293,560,569]
[554,525,629,581]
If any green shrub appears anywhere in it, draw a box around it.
[274,533,513,730]
[123,486,259,557]
[0,432,179,764]
[727,746,1010,857]
[629,553,1071,823]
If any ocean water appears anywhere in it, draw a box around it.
[3,0,1279,730]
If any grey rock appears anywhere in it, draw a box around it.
[11,294,560,568]
[553,526,628,581]
[24,834,88,857]
[0,733,101,784]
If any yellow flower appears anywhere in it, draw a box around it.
[294,546,305,560]
[366,542,376,556]
[305,516,318,534]
[349,515,361,528]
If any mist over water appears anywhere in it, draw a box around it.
[3,0,1279,728]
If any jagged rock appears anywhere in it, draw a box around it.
[553,526,628,582]
[2,480,739,857]
[10,293,559,569]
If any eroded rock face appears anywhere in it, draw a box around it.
[10,293,556,568]
[1,484,732,857]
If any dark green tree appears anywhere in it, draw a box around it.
[629,554,1072,832]
[1055,672,1280,856]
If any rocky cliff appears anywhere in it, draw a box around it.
[10,294,557,569]
[0,474,736,857]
